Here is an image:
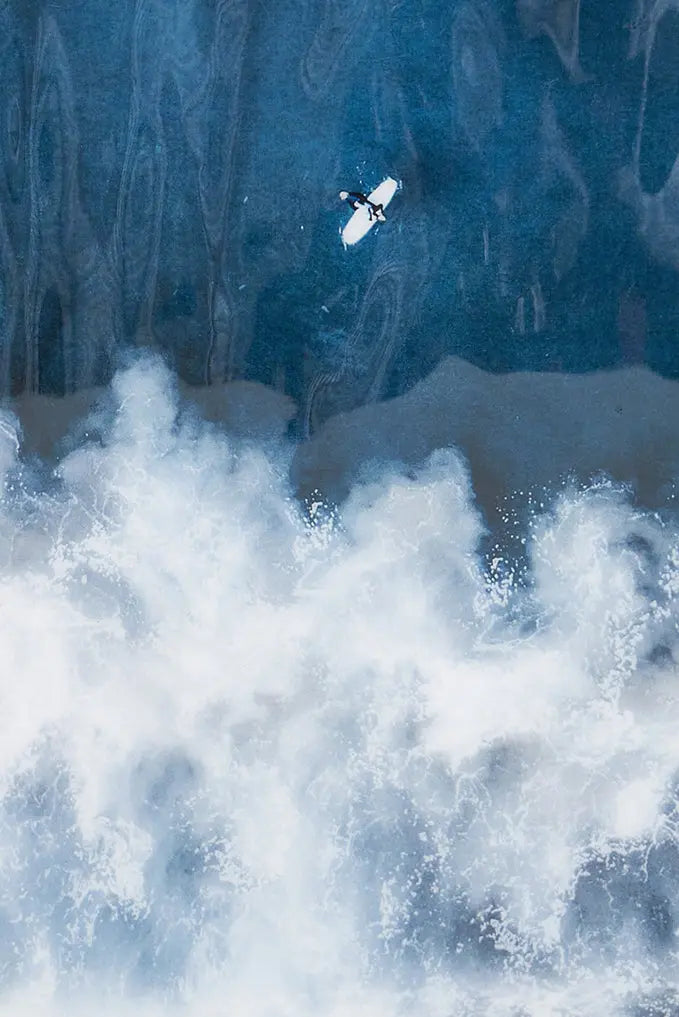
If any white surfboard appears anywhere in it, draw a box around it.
[341,177,399,247]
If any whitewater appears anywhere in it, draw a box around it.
[0,355,678,1017]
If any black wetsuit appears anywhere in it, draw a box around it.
[345,191,385,220]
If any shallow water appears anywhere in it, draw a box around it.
[0,358,677,1016]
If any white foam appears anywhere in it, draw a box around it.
[0,357,678,1016]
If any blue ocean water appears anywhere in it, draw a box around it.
[2,0,679,400]
[2,1,679,1015]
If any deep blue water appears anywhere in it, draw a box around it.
[1,0,679,408]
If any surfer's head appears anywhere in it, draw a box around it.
[339,191,349,201]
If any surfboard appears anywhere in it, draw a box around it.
[341,177,399,247]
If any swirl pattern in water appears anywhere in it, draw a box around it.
[1,0,679,400]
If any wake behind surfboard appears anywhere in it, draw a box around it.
[340,177,400,248]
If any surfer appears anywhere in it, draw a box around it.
[339,190,386,222]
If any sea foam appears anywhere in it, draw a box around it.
[0,358,677,1017]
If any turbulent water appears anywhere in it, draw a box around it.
[0,356,676,1016]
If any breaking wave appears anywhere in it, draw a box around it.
[0,358,678,1017]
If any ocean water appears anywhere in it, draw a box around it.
[4,0,679,399]
[3,1,679,1013]
[0,356,677,1016]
